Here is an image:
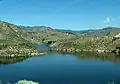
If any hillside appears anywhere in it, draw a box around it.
[0,21,76,56]
[83,27,120,37]
[0,21,120,56]
[20,26,76,44]
[51,33,120,53]
[0,21,37,56]
[56,27,120,37]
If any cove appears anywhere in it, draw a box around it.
[0,52,120,84]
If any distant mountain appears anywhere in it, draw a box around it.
[56,27,120,37]
[0,21,76,56]
[83,27,120,37]
[56,29,87,34]
[18,25,76,45]
[18,26,56,32]
[52,27,120,53]
[1,21,120,56]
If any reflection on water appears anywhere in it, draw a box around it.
[0,56,30,65]
[0,52,120,84]
[75,52,120,64]
[0,52,120,65]
[59,52,120,64]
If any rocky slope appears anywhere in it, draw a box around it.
[0,21,76,56]
[0,21,37,56]
[51,33,120,53]
[18,26,76,44]
[1,21,120,56]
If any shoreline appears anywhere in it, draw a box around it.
[51,48,120,55]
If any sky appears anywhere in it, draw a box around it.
[0,0,120,30]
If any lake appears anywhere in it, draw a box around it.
[0,52,120,84]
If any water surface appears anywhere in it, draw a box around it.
[0,53,120,84]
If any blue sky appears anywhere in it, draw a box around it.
[0,0,120,30]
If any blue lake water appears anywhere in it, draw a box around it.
[0,53,120,84]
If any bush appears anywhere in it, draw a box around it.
[15,80,40,84]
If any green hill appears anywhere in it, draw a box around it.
[1,21,120,56]
[0,21,36,56]
[0,21,76,56]
[56,27,120,37]
[51,33,120,53]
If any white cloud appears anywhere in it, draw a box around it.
[104,17,111,23]
[103,16,120,27]
[106,17,110,22]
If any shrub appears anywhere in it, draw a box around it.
[15,80,40,84]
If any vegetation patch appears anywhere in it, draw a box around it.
[15,80,40,84]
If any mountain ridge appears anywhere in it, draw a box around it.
[0,21,120,56]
